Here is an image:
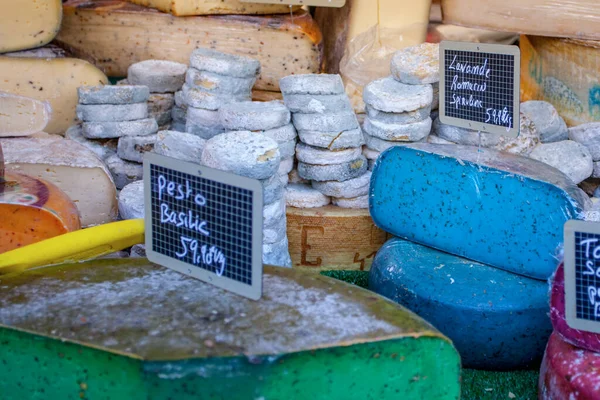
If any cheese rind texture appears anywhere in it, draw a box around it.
[442,0,600,41]
[127,0,300,16]
[539,332,600,400]
[0,92,51,137]
[0,57,108,135]
[0,172,81,254]
[550,263,600,352]
[0,135,118,227]
[57,1,323,92]
[0,258,461,399]
[0,0,63,53]
[370,144,589,280]
[520,35,600,127]
[369,237,552,369]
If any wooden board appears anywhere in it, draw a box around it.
[287,205,391,271]
[520,35,600,127]
[56,0,323,92]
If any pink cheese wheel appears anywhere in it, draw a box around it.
[539,331,600,400]
[550,263,600,352]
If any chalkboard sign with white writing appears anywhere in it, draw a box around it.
[439,41,520,137]
[143,153,263,300]
[564,220,600,334]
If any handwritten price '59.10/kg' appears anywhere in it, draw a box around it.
[176,236,227,277]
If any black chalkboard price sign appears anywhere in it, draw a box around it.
[564,220,600,334]
[439,41,520,137]
[143,153,264,300]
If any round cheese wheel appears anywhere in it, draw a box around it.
[539,331,600,400]
[0,172,81,254]
[551,263,600,352]
[369,237,552,370]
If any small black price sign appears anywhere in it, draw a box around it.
[439,41,520,137]
[564,220,600,334]
[143,153,263,300]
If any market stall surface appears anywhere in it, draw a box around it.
[322,271,539,400]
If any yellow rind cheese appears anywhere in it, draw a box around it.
[0,57,108,135]
[0,0,63,54]
[127,0,300,16]
[57,0,323,92]
[442,0,600,41]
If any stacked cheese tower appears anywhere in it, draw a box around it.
[117,130,209,249]
[361,44,439,166]
[120,60,188,130]
[201,131,291,267]
[218,101,297,186]
[539,262,600,397]
[171,91,187,132]
[69,85,159,190]
[280,74,371,209]
[367,143,591,369]
[183,49,260,140]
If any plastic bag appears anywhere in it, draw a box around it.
[340,23,429,114]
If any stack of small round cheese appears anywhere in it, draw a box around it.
[119,59,187,131]
[200,131,292,268]
[70,84,159,189]
[182,49,260,140]
[218,100,296,186]
[362,43,439,169]
[281,74,370,209]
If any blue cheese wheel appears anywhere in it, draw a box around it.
[370,143,589,280]
[369,237,552,370]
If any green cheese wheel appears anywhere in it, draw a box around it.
[0,258,461,399]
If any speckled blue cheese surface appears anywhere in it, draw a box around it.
[369,143,590,280]
[369,237,553,370]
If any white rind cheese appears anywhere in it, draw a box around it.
[0,134,118,227]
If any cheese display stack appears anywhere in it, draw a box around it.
[70,84,159,189]
[539,263,600,397]
[219,101,296,186]
[201,131,291,267]
[361,44,437,167]
[118,60,187,131]
[184,49,260,140]
[171,90,187,132]
[281,74,370,209]
[367,143,590,368]
[117,130,208,225]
